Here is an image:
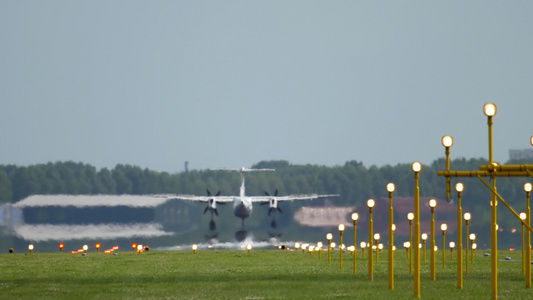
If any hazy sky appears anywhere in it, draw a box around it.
[2,1,532,173]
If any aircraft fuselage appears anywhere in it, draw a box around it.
[233,197,253,220]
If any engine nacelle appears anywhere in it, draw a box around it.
[204,198,218,216]
[208,198,217,209]
[269,198,277,209]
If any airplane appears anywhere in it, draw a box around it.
[165,168,338,228]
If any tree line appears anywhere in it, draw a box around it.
[2,158,533,242]
[1,158,531,209]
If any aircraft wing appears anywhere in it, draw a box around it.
[249,194,339,203]
[163,195,235,203]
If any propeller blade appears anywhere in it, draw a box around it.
[277,207,283,213]
[203,207,209,214]
[214,208,218,217]
[215,191,221,196]
[264,191,270,196]
[206,189,211,196]
[275,189,278,196]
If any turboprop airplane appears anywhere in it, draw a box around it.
[165,168,338,228]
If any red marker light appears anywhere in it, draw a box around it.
[95,243,101,251]
[132,243,137,251]
[59,243,65,252]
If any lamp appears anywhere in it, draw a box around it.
[442,135,454,147]
[317,242,323,260]
[483,102,497,117]
[59,243,64,253]
[387,182,396,290]
[28,244,34,255]
[361,241,366,258]
[83,244,89,254]
[429,199,437,280]
[368,199,375,281]
[339,224,345,269]
[192,244,198,254]
[441,224,447,268]
[352,212,359,275]
[247,244,252,253]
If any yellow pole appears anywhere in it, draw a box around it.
[490,172,498,298]
[472,244,475,264]
[457,184,464,289]
[409,217,413,274]
[485,103,498,300]
[339,225,344,270]
[327,234,332,264]
[368,199,375,281]
[451,244,454,260]
[522,219,526,276]
[353,214,358,275]
[413,162,421,298]
[387,183,395,290]
[375,237,379,264]
[442,227,446,268]
[423,237,427,263]
[525,184,531,288]
[443,136,452,200]
[430,199,436,281]
[466,219,470,275]
[470,235,475,264]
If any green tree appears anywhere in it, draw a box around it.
[0,170,13,203]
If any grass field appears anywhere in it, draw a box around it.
[0,248,532,299]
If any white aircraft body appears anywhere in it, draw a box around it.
[165,168,338,227]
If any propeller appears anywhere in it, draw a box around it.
[264,189,279,197]
[262,189,283,216]
[206,189,221,197]
[204,189,222,216]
